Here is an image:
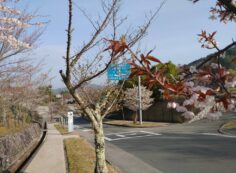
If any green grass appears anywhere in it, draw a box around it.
[223,120,236,129]
[64,138,119,173]
[54,124,69,135]
[104,120,169,128]
[229,88,236,94]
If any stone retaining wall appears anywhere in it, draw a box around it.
[0,123,41,171]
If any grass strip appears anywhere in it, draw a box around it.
[223,120,236,129]
[64,138,119,173]
[54,124,69,135]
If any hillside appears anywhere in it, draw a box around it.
[188,46,236,69]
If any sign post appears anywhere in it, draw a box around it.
[107,63,131,121]
[67,111,74,132]
[107,63,142,124]
[138,76,143,125]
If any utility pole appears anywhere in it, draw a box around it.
[49,83,52,122]
[138,76,142,125]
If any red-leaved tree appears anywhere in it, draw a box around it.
[104,0,236,123]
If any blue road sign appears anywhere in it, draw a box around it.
[107,63,131,80]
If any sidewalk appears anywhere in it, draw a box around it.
[21,124,67,173]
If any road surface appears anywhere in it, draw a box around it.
[74,113,236,173]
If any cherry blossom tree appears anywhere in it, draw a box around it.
[0,0,45,128]
[124,85,153,123]
[0,0,44,72]
[0,60,51,127]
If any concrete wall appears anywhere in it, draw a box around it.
[108,101,185,123]
[0,123,41,172]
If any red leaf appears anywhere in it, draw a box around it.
[129,71,137,79]
[141,54,151,65]
[163,90,171,100]
[103,36,128,55]
[146,56,162,63]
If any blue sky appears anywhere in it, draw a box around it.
[24,0,235,88]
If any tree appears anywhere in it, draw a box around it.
[0,0,46,128]
[38,85,55,104]
[192,0,236,24]
[0,60,51,127]
[114,0,236,123]
[123,85,153,123]
[125,34,236,122]
[60,0,164,172]
[123,61,178,101]
[0,0,43,65]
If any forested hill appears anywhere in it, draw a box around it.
[188,46,236,69]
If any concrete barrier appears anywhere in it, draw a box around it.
[0,122,46,173]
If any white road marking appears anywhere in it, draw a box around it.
[105,134,158,141]
[140,131,162,136]
[105,137,112,141]
[116,134,125,137]
[105,131,162,141]
[201,133,236,138]
[105,131,138,135]
[127,133,137,136]
[82,129,92,132]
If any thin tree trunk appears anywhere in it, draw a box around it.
[3,107,8,128]
[122,107,125,120]
[94,121,108,173]
[133,111,138,124]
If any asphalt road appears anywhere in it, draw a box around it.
[74,113,236,173]
[111,132,236,173]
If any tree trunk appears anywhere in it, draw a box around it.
[3,107,8,128]
[132,111,138,124]
[94,122,108,173]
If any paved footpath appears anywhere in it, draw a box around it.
[21,123,67,173]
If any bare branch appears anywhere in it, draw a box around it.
[73,2,98,31]
[196,41,236,69]
[127,0,166,48]
[65,0,73,83]
[70,0,119,67]
[72,54,114,90]
[101,81,125,119]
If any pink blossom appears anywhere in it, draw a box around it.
[206,112,222,120]
[176,105,187,112]
[182,111,195,119]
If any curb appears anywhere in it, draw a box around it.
[218,122,236,137]
[103,122,169,128]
